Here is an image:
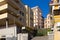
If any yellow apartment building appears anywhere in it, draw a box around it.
[50,0,60,40]
[50,0,60,23]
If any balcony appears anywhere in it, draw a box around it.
[0,0,26,13]
[0,0,5,2]
[7,0,25,17]
[7,0,20,10]
[0,13,8,19]
[0,13,24,26]
[50,3,60,6]
[0,0,7,6]
[8,6,25,19]
[8,5,19,17]
[0,4,8,11]
[7,0,26,12]
[53,9,60,15]
[8,13,24,26]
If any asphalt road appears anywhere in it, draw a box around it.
[31,36,53,40]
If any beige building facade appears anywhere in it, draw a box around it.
[31,6,44,29]
[25,5,33,27]
[44,14,53,28]
[44,18,47,28]
[0,0,27,40]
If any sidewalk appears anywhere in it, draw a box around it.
[31,36,48,40]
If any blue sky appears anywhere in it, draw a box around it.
[21,0,51,18]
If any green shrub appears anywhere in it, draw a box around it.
[36,29,47,36]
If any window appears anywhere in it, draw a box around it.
[20,18,22,21]
[57,26,60,31]
[57,26,60,28]
[50,17,52,20]
[57,29,60,31]
[54,10,60,15]
[30,18,33,21]
[48,21,49,23]
[19,11,24,16]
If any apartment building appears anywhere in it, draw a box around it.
[44,14,53,28]
[47,14,52,28]
[0,0,35,40]
[31,6,44,29]
[25,5,33,27]
[50,0,60,23]
[50,0,60,40]
[0,0,26,39]
[0,0,26,26]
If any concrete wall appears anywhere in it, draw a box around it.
[17,33,28,40]
[0,26,17,40]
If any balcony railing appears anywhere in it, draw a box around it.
[8,5,19,17]
[7,6,24,18]
[7,0,25,12]
[7,14,24,25]
[7,0,20,10]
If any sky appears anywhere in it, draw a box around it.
[21,0,51,18]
